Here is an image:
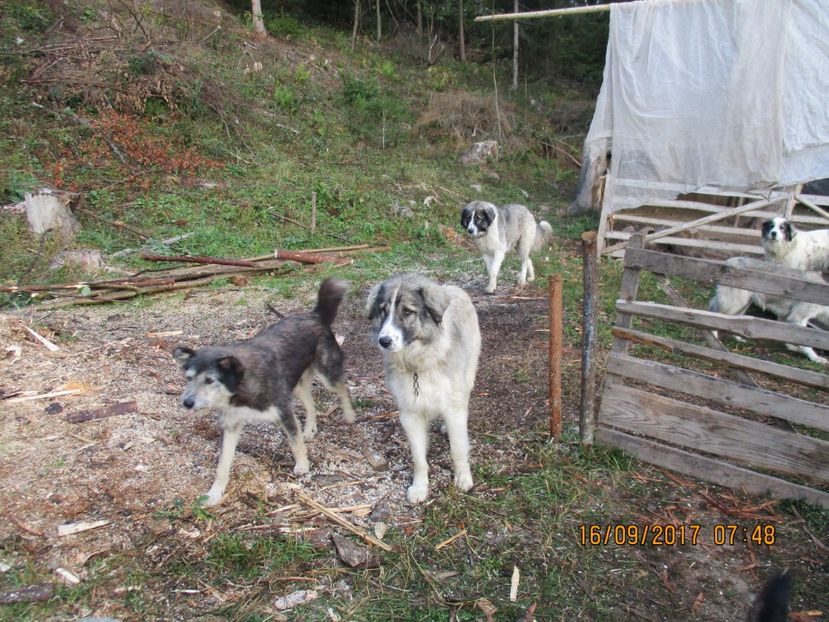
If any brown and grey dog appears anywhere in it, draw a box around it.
[173,279,356,506]
[367,273,481,503]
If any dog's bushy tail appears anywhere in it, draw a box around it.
[748,571,791,622]
[315,278,349,326]
[533,220,554,252]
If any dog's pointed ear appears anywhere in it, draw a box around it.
[366,283,386,319]
[418,283,449,324]
[173,346,196,366]
[216,356,243,393]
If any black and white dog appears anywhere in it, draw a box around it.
[367,274,481,503]
[173,279,356,506]
[461,201,553,293]
[761,217,829,271]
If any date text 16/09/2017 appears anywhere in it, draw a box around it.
[578,524,776,547]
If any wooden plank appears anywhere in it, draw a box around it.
[605,231,763,256]
[616,300,829,351]
[606,354,829,432]
[610,214,762,238]
[654,275,757,387]
[599,384,829,483]
[608,234,644,365]
[603,196,787,255]
[796,194,829,223]
[614,201,829,226]
[595,427,829,509]
[799,193,829,208]
[475,3,612,22]
[624,248,829,306]
[612,327,829,389]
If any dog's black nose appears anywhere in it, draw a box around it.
[182,397,195,409]
[379,336,392,349]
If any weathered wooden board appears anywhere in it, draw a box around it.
[606,354,829,432]
[605,231,763,256]
[595,427,829,509]
[610,213,762,238]
[616,300,829,351]
[607,236,644,373]
[599,384,829,483]
[613,327,829,390]
[624,248,829,307]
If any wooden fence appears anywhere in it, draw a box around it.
[596,179,829,259]
[595,235,829,508]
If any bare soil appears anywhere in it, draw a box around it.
[0,276,825,621]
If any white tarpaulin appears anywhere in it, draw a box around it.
[587,0,829,212]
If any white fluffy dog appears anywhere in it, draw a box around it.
[461,201,553,293]
[367,274,481,503]
[761,217,829,271]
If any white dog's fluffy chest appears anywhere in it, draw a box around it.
[475,218,509,255]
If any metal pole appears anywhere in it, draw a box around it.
[580,232,599,445]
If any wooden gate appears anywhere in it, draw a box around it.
[596,235,829,508]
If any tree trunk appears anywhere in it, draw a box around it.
[375,0,381,41]
[416,0,423,36]
[351,0,361,50]
[511,0,519,91]
[251,0,266,36]
[458,0,466,62]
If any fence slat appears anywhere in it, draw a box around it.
[613,327,829,389]
[595,427,829,509]
[600,384,829,483]
[617,300,829,350]
[606,354,829,432]
[624,248,829,306]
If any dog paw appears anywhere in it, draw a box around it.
[485,285,497,294]
[342,406,356,424]
[293,460,310,477]
[302,425,317,442]
[407,483,429,504]
[201,489,224,507]
[454,470,474,492]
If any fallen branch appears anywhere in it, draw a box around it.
[57,519,110,537]
[274,249,352,266]
[0,584,54,605]
[66,400,138,424]
[139,254,256,268]
[6,388,83,403]
[24,326,60,351]
[295,491,395,552]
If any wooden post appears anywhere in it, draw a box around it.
[580,232,599,445]
[549,274,563,439]
[311,191,317,232]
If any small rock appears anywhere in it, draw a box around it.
[45,402,63,415]
[273,589,318,611]
[392,201,415,219]
[460,140,498,165]
[331,533,380,569]
[49,249,103,272]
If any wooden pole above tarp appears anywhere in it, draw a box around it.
[475,3,613,23]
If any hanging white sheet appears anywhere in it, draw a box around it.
[585,0,829,212]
